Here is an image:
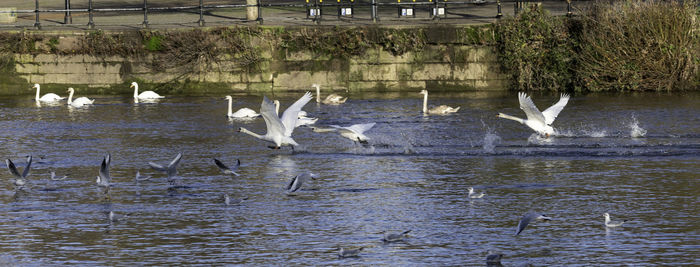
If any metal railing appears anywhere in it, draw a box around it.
[0,0,578,29]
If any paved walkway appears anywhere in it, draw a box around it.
[0,0,579,31]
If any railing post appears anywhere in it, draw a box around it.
[142,0,149,28]
[566,0,572,17]
[371,0,377,23]
[87,0,94,28]
[257,0,263,24]
[34,0,41,29]
[198,0,205,26]
[496,0,502,18]
[64,0,72,24]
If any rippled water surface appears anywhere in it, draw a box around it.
[0,91,698,266]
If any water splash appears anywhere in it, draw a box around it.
[482,133,501,153]
[629,115,647,138]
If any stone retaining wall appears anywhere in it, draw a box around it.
[5,39,506,95]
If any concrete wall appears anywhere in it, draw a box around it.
[6,43,506,95]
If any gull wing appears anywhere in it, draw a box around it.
[286,175,300,192]
[345,123,376,135]
[541,93,570,125]
[515,212,536,235]
[518,92,546,125]
[168,153,183,169]
[260,96,286,138]
[22,155,32,178]
[213,158,230,172]
[6,159,21,179]
[280,92,313,136]
[99,154,111,184]
[148,162,167,172]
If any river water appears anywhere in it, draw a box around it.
[0,91,697,266]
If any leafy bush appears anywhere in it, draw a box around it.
[494,6,576,91]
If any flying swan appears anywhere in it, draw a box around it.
[66,88,95,107]
[131,82,164,103]
[498,92,570,137]
[33,83,65,103]
[312,123,376,144]
[225,95,259,118]
[420,90,460,115]
[238,92,313,149]
[313,84,347,105]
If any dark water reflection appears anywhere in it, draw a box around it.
[0,91,698,265]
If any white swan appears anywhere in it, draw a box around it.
[420,90,460,115]
[238,92,313,149]
[497,92,570,137]
[66,88,95,107]
[313,84,347,105]
[604,213,628,228]
[33,83,65,103]
[130,82,163,103]
[320,123,376,143]
[273,100,317,126]
[225,95,259,118]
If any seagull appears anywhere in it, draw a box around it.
[134,170,151,183]
[213,158,241,176]
[109,211,129,224]
[286,172,315,194]
[223,194,248,206]
[382,230,411,242]
[50,171,68,181]
[149,152,183,183]
[238,92,313,149]
[515,212,551,235]
[96,153,111,189]
[296,111,318,126]
[498,92,570,137]
[6,155,32,189]
[604,213,628,228]
[338,247,364,258]
[468,187,485,198]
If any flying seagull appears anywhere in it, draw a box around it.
[213,158,241,176]
[515,212,551,235]
[6,155,32,189]
[149,152,183,184]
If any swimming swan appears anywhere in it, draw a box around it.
[497,92,570,137]
[238,92,313,149]
[34,83,65,103]
[66,88,95,107]
[225,95,259,118]
[420,90,460,115]
[130,82,163,103]
[313,84,347,105]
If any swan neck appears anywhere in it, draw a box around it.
[67,90,74,104]
[422,92,428,113]
[315,85,320,103]
[240,128,263,139]
[498,113,524,124]
[35,85,40,101]
[227,98,233,117]
[275,102,280,116]
[133,84,138,98]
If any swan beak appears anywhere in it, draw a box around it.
[129,84,134,88]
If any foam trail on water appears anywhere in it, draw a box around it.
[629,115,647,138]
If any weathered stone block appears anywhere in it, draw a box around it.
[350,64,398,81]
[412,63,452,80]
[274,71,329,89]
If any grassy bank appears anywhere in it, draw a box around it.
[495,1,699,92]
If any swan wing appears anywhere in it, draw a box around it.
[6,159,21,179]
[345,123,376,134]
[260,96,286,137]
[280,92,313,136]
[518,92,546,125]
[231,108,259,118]
[138,91,163,99]
[541,93,570,125]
